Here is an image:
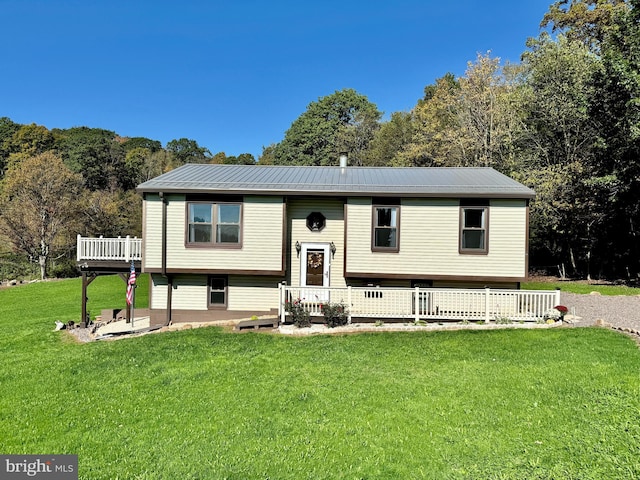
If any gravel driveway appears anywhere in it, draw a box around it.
[561,291,640,330]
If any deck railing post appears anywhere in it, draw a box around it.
[125,235,131,262]
[76,234,82,262]
[347,285,352,324]
[279,282,286,324]
[485,287,491,323]
[555,288,561,309]
[415,286,420,322]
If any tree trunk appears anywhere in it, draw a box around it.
[39,237,48,280]
[39,255,46,280]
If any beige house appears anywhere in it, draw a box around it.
[136,163,535,327]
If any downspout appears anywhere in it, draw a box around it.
[159,192,172,326]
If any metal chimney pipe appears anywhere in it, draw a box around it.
[339,153,347,174]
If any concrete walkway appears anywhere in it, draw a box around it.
[96,317,150,336]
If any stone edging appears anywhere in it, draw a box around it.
[277,320,564,336]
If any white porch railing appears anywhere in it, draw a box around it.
[279,285,561,323]
[76,235,142,262]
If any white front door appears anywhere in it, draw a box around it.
[300,243,330,302]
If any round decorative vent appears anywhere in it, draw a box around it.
[306,212,326,232]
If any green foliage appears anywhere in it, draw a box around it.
[121,136,162,153]
[0,252,37,281]
[273,88,381,166]
[0,151,83,279]
[2,278,640,478]
[540,0,629,48]
[210,151,256,165]
[321,301,349,327]
[0,117,21,174]
[55,126,126,190]
[258,143,277,164]
[80,189,142,238]
[3,123,55,167]
[165,137,211,166]
[284,298,311,328]
[49,257,81,279]
[494,316,514,324]
[364,111,414,166]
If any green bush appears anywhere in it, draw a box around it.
[0,254,33,281]
[49,257,79,278]
[321,301,349,328]
[285,298,311,328]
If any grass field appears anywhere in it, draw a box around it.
[523,280,640,296]
[1,277,640,479]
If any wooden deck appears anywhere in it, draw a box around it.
[77,235,143,326]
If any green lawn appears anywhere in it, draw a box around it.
[1,277,640,479]
[523,279,640,296]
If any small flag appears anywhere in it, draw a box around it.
[126,261,136,306]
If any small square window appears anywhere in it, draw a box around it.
[209,276,227,308]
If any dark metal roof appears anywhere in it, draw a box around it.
[137,164,535,199]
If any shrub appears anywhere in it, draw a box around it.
[495,317,513,324]
[285,298,311,328]
[321,302,349,328]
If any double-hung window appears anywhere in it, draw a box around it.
[460,201,488,254]
[372,204,400,252]
[187,202,242,247]
[208,275,228,308]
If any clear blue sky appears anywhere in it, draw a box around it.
[1,0,552,160]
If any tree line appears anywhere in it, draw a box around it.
[1,0,638,282]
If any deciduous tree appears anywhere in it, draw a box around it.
[0,152,82,279]
[541,0,629,49]
[166,138,211,166]
[273,89,382,166]
[55,127,126,190]
[363,111,414,166]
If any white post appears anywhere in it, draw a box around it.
[415,286,420,322]
[76,234,82,262]
[347,285,352,324]
[125,235,131,262]
[485,287,491,323]
[555,288,561,307]
[279,283,286,324]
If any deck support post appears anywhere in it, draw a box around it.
[80,272,97,327]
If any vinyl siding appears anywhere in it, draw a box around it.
[150,274,208,311]
[345,198,527,279]
[143,194,284,272]
[151,273,281,311]
[287,198,347,289]
[143,194,163,271]
[227,275,281,311]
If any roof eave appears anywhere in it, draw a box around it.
[137,186,536,200]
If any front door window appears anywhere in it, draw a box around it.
[306,250,325,286]
[300,243,331,302]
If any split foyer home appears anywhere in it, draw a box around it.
[134,161,537,327]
